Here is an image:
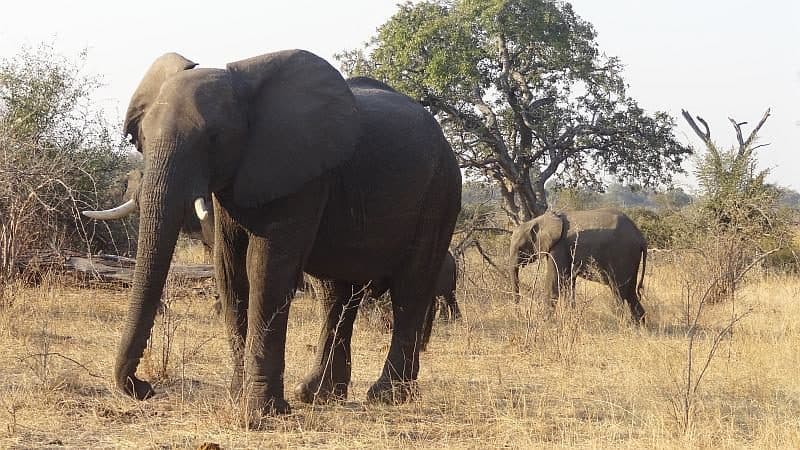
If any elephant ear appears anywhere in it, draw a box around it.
[533,212,564,254]
[124,53,198,149]
[226,50,359,207]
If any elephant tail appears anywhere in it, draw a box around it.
[637,244,647,298]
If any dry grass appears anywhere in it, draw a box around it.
[1,242,799,449]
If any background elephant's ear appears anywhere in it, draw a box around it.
[534,212,564,254]
[124,53,197,149]
[226,50,359,207]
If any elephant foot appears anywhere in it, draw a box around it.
[119,375,155,400]
[366,378,418,405]
[294,373,348,404]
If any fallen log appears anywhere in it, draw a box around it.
[11,250,214,286]
[64,254,214,284]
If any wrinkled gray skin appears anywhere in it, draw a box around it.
[123,169,215,253]
[509,208,647,324]
[96,50,460,421]
[124,170,340,313]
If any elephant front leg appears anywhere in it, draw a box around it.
[238,238,302,421]
[294,281,362,404]
[511,264,522,303]
[543,260,561,307]
[214,209,250,402]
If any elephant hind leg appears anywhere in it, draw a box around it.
[617,281,646,325]
[295,280,364,404]
[367,268,442,404]
[367,160,460,405]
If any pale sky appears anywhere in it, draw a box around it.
[2,1,798,190]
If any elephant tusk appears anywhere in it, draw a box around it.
[194,197,210,221]
[82,199,137,220]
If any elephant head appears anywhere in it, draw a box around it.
[528,212,564,257]
[82,50,360,398]
[509,212,564,300]
[80,169,144,220]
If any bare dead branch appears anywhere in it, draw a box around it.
[743,108,771,149]
[682,109,712,147]
[728,117,746,150]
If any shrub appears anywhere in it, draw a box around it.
[0,44,136,281]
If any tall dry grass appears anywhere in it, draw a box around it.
[0,241,798,448]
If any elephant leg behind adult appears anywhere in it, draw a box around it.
[436,291,460,321]
[434,252,461,321]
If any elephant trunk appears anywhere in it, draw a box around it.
[114,149,189,398]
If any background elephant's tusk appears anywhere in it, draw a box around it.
[194,197,210,221]
[82,199,137,220]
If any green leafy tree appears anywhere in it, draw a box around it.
[338,0,691,223]
[0,44,135,279]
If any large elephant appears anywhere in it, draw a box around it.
[82,50,461,419]
[509,208,647,323]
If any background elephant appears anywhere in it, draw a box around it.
[83,50,461,420]
[509,208,647,323]
[429,250,461,321]
[363,250,461,322]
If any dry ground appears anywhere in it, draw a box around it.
[0,241,798,449]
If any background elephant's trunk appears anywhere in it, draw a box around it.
[114,153,187,397]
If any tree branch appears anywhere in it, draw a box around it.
[743,108,771,149]
[682,109,713,148]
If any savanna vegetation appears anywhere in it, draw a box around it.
[1,1,799,448]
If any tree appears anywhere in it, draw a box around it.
[0,44,135,280]
[338,0,691,223]
[683,108,778,229]
[683,108,795,297]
